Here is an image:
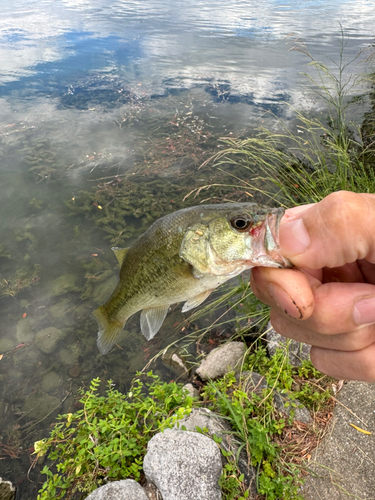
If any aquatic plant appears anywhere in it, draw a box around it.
[0,264,40,298]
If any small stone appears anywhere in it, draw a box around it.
[84,479,148,500]
[91,275,118,304]
[266,321,311,366]
[0,338,16,352]
[274,393,313,425]
[144,429,222,500]
[42,371,61,392]
[162,348,190,378]
[196,341,246,380]
[34,327,65,354]
[69,364,80,378]
[23,391,61,420]
[16,317,35,342]
[49,274,79,297]
[59,348,76,365]
[49,298,71,318]
[182,383,200,399]
[236,371,268,395]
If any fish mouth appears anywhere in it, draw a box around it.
[250,207,292,268]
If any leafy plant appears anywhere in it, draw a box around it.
[35,373,193,499]
[201,342,333,500]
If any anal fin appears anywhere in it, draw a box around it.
[181,289,213,313]
[140,305,169,341]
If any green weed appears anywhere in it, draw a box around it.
[35,373,193,500]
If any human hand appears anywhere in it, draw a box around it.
[251,191,375,382]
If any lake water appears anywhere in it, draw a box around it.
[0,0,374,497]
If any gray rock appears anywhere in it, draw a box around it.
[49,273,79,297]
[273,393,312,425]
[196,341,246,380]
[16,316,35,342]
[91,275,118,304]
[238,372,312,425]
[41,371,61,393]
[175,408,257,492]
[144,429,222,500]
[0,477,16,500]
[162,347,190,378]
[49,298,72,318]
[0,338,15,352]
[84,479,148,500]
[182,383,200,399]
[34,327,65,354]
[235,371,268,395]
[266,321,310,366]
[23,391,61,420]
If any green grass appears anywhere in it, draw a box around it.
[194,30,375,207]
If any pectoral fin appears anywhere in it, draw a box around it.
[111,247,129,266]
[140,305,169,341]
[181,289,214,313]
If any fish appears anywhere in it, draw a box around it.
[93,203,291,354]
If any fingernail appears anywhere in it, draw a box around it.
[280,218,310,256]
[268,283,302,319]
[353,296,375,325]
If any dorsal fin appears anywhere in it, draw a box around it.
[111,247,129,266]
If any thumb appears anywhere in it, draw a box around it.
[280,191,375,269]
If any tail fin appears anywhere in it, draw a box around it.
[93,306,124,354]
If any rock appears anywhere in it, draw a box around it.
[68,364,80,378]
[196,341,246,380]
[59,347,78,365]
[49,274,79,297]
[235,371,268,395]
[162,347,190,378]
[266,322,310,366]
[84,479,148,500]
[182,383,200,399]
[91,275,118,304]
[0,338,16,352]
[49,298,72,318]
[175,408,257,492]
[143,429,222,500]
[23,391,61,420]
[273,393,312,425]
[34,327,65,354]
[0,477,16,500]
[238,371,312,425]
[16,316,35,342]
[41,371,61,392]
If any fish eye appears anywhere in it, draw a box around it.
[230,214,252,232]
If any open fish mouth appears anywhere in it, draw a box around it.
[248,207,292,268]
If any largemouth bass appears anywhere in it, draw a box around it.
[93,203,290,354]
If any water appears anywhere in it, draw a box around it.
[0,0,374,497]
